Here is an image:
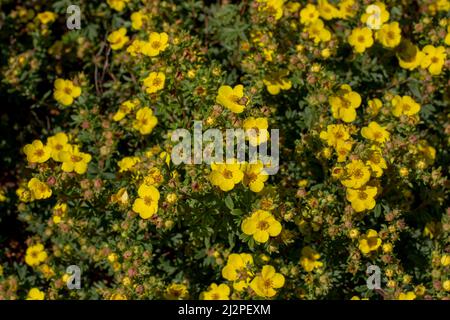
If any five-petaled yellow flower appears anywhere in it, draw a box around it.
[358,229,382,254]
[107,28,129,50]
[133,107,158,135]
[250,265,285,298]
[242,161,269,193]
[60,145,92,174]
[210,160,244,192]
[348,27,373,53]
[25,243,47,267]
[216,85,248,113]
[222,253,254,291]
[202,283,230,300]
[361,121,390,143]
[27,288,45,300]
[241,209,282,243]
[143,72,166,94]
[299,246,323,272]
[28,178,52,200]
[391,95,420,117]
[132,184,160,219]
[53,79,82,106]
[23,140,51,163]
[346,185,377,212]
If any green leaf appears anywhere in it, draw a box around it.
[224,195,234,210]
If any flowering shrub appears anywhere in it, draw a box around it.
[0,0,449,300]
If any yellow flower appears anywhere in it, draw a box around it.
[107,0,131,12]
[23,140,51,163]
[165,193,177,204]
[222,253,254,291]
[144,167,164,186]
[37,11,57,25]
[210,161,243,192]
[398,291,416,300]
[366,147,387,177]
[341,160,371,189]
[242,161,269,193]
[423,221,442,239]
[441,255,450,267]
[358,229,382,254]
[53,79,81,106]
[111,188,129,206]
[348,27,373,53]
[366,98,383,116]
[351,296,369,300]
[202,283,230,300]
[441,280,450,292]
[299,246,323,272]
[0,190,6,202]
[166,283,189,300]
[329,85,362,123]
[398,46,425,71]
[107,28,129,50]
[421,45,446,75]
[110,293,127,300]
[143,72,165,94]
[60,145,92,174]
[346,185,377,212]
[216,84,248,113]
[250,265,285,298]
[335,140,353,162]
[126,39,148,57]
[306,19,331,44]
[241,209,282,243]
[113,99,139,121]
[258,0,284,20]
[46,132,70,162]
[132,184,160,219]
[376,22,401,48]
[28,178,52,200]
[142,32,169,57]
[131,10,148,30]
[27,288,45,300]
[339,0,358,19]
[361,121,390,143]
[243,117,269,146]
[300,4,319,25]
[133,107,158,135]
[319,124,351,148]
[263,72,292,95]
[25,243,47,267]
[391,95,420,117]
[53,202,67,224]
[118,156,140,172]
[360,2,389,28]
[318,0,340,20]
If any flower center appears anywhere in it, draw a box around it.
[257,220,270,231]
[223,169,233,179]
[144,196,154,206]
[353,169,364,179]
[34,149,45,157]
[151,41,161,49]
[263,279,273,289]
[153,78,162,86]
[211,293,220,300]
[71,155,82,162]
[358,191,368,200]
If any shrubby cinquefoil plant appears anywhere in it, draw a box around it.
[0,0,449,300]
